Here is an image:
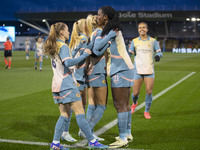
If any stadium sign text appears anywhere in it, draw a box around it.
[119,11,173,19]
[172,48,200,53]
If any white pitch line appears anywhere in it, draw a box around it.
[73,71,196,147]
[0,139,49,146]
[0,72,196,148]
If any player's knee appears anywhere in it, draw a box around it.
[113,102,127,112]
[60,112,69,118]
[126,105,131,111]
[146,89,152,95]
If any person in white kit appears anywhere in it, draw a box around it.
[129,22,163,119]
[33,37,44,71]
[25,38,31,60]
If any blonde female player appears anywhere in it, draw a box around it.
[44,22,108,150]
[84,14,107,141]
[60,19,90,142]
[69,18,89,111]
[129,22,163,119]
[93,6,134,148]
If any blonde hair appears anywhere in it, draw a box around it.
[69,18,87,49]
[44,22,66,57]
[86,14,98,37]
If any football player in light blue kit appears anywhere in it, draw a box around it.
[84,14,108,141]
[69,18,89,97]
[44,22,108,150]
[129,22,163,119]
[93,6,134,148]
[61,19,89,142]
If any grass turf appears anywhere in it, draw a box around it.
[0,51,200,150]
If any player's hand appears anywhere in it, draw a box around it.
[154,55,160,62]
[81,40,86,44]
[85,49,92,55]
[114,29,119,35]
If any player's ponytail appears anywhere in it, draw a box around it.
[69,21,79,50]
[69,19,87,50]
[86,14,93,37]
[44,22,66,57]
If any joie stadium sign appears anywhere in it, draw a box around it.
[119,11,173,19]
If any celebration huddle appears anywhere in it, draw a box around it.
[44,5,162,150]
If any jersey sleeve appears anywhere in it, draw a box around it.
[93,30,116,51]
[80,37,88,54]
[59,45,71,62]
[128,40,135,57]
[154,40,161,52]
[92,42,110,56]
[59,45,90,68]
[128,40,135,56]
[154,40,163,58]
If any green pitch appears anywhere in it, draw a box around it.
[0,51,200,150]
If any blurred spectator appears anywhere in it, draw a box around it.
[33,37,44,71]
[25,38,31,60]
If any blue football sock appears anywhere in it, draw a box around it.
[34,61,37,66]
[118,112,128,141]
[89,105,106,131]
[127,110,132,135]
[26,53,29,56]
[39,61,42,69]
[63,110,73,132]
[86,105,95,123]
[145,93,153,112]
[53,116,69,141]
[132,93,139,104]
[76,114,94,141]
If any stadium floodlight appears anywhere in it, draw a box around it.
[197,18,200,21]
[182,29,187,32]
[42,19,46,22]
[186,18,190,21]
[191,18,196,21]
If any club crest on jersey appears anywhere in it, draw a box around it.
[76,93,80,97]
[52,60,56,68]
[77,83,80,87]
[102,80,106,84]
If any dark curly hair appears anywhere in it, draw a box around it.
[99,6,122,37]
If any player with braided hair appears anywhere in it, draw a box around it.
[93,6,134,148]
